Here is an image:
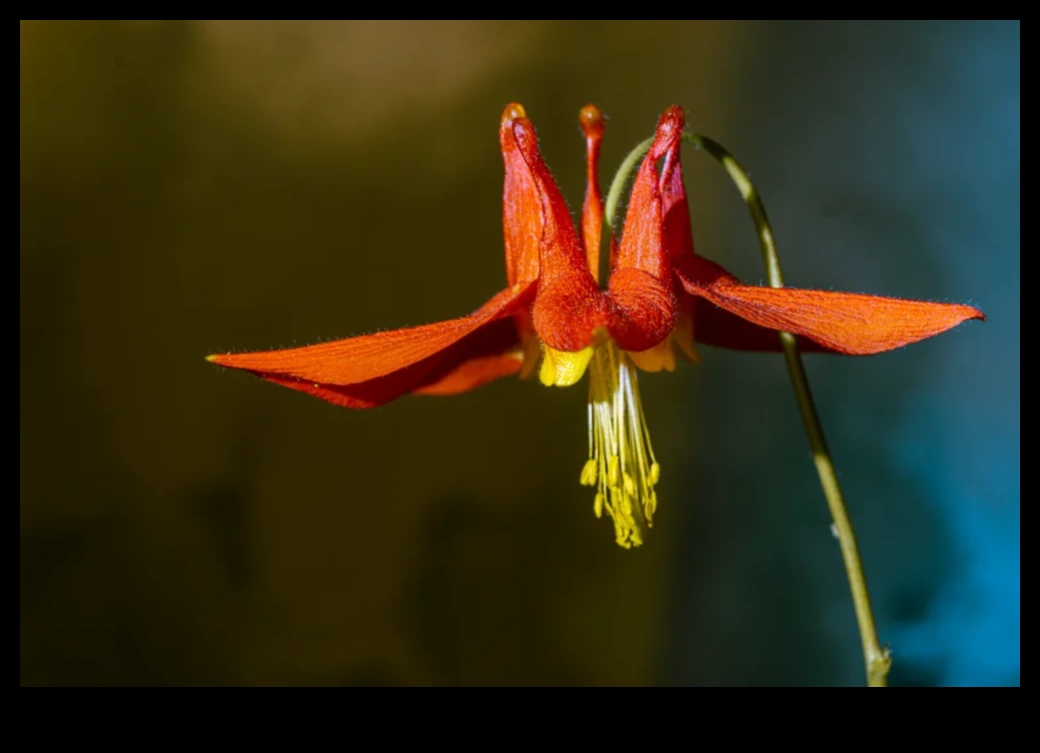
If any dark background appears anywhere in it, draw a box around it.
[21,20,1019,686]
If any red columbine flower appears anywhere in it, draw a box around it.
[208,103,984,548]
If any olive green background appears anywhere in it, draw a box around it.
[20,21,1018,685]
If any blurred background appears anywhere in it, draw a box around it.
[20,20,1018,686]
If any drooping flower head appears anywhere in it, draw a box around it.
[208,104,984,548]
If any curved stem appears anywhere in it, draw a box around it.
[683,132,891,687]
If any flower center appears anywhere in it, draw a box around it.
[580,340,660,548]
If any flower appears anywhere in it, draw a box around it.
[208,103,984,548]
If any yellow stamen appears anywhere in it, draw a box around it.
[584,340,661,548]
[580,459,598,486]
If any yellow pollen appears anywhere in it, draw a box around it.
[580,459,598,486]
[583,340,661,548]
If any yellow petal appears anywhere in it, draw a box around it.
[540,345,594,387]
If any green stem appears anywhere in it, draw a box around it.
[605,129,892,686]
[682,133,891,687]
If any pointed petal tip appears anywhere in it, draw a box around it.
[936,302,986,326]
[656,105,685,137]
[511,117,536,149]
[644,105,685,162]
[502,102,527,124]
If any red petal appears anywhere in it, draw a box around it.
[511,113,603,351]
[691,296,830,353]
[253,318,523,408]
[208,283,533,407]
[595,106,684,352]
[614,106,685,280]
[660,129,695,265]
[413,351,523,396]
[501,104,542,287]
[677,254,985,355]
[511,117,592,288]
[606,267,677,352]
